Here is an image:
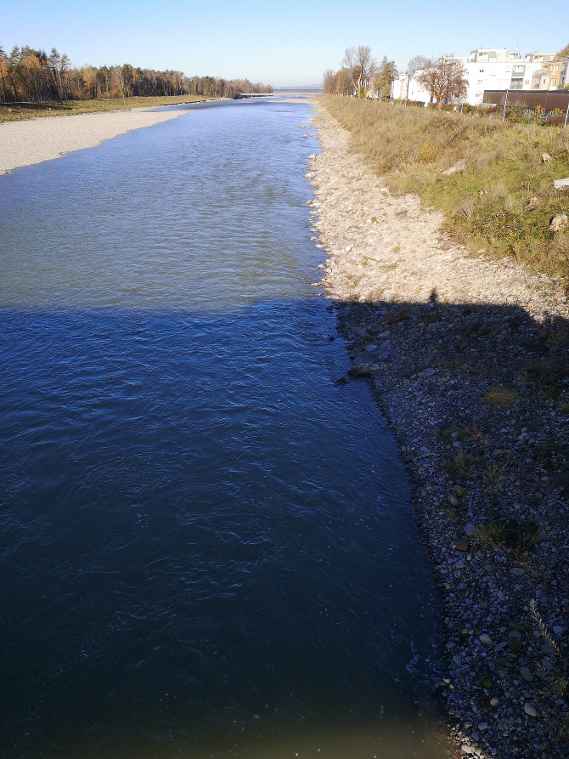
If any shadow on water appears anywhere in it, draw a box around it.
[0,303,446,759]
[5,292,567,758]
[2,295,566,759]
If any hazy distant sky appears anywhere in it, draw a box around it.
[2,0,568,86]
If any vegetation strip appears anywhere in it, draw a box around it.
[309,102,569,758]
[0,95,209,123]
[322,96,569,283]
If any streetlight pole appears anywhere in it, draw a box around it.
[502,89,509,121]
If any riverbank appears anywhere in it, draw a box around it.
[322,96,569,284]
[0,107,190,174]
[0,95,210,123]
[309,104,569,758]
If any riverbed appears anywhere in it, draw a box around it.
[0,99,446,758]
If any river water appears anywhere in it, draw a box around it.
[0,100,446,758]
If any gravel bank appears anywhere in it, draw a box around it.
[0,108,185,174]
[309,105,569,758]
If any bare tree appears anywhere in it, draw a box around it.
[343,45,376,97]
[418,57,467,105]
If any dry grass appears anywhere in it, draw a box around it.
[0,95,210,123]
[322,96,569,281]
[483,385,519,408]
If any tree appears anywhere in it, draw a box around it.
[48,48,71,101]
[418,57,467,105]
[374,57,398,99]
[557,43,569,58]
[0,46,10,102]
[0,40,273,104]
[343,45,376,97]
[323,69,336,94]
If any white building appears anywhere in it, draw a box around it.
[391,72,431,103]
[391,48,569,106]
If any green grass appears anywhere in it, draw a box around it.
[322,96,569,282]
[0,95,210,123]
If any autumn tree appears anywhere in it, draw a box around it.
[0,41,273,104]
[374,57,398,99]
[418,57,467,105]
[0,46,9,101]
[48,48,71,100]
[323,67,353,95]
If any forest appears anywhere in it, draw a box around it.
[0,45,272,103]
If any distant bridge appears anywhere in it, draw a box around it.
[236,92,274,99]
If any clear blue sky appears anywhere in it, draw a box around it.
[1,0,567,86]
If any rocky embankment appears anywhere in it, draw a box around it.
[308,105,569,758]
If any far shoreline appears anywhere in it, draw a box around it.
[0,107,193,175]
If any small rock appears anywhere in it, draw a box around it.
[553,178,569,190]
[442,159,467,176]
[419,367,436,378]
[526,195,540,211]
[542,153,552,163]
[524,703,538,718]
[479,634,492,646]
[550,213,568,233]
[490,697,499,707]
[348,364,378,378]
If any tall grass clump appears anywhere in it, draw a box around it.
[323,96,569,282]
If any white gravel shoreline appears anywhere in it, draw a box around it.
[0,109,185,175]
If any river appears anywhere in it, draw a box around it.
[0,99,446,758]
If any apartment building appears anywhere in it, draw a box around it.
[392,48,569,106]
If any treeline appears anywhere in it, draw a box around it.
[324,46,398,98]
[0,45,272,103]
